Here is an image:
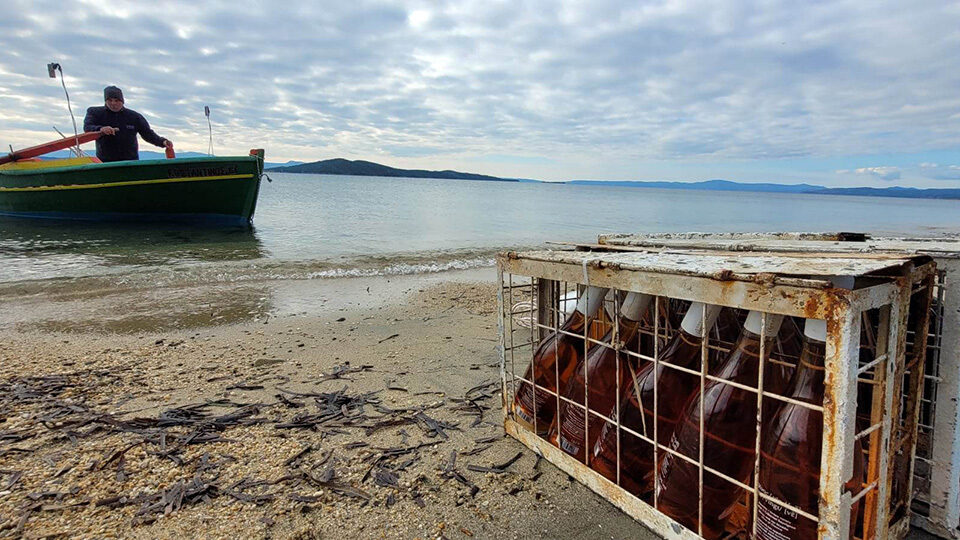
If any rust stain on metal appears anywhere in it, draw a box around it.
[752,272,777,286]
[819,285,855,530]
[713,269,734,281]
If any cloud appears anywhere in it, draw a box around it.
[0,0,959,184]
[920,162,960,180]
[852,166,901,181]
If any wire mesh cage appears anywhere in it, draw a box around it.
[498,247,936,539]
[594,232,960,538]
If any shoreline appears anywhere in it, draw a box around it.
[0,266,498,335]
[0,268,659,539]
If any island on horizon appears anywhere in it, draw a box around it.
[268,157,960,200]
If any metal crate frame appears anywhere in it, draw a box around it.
[594,232,960,538]
[498,248,936,539]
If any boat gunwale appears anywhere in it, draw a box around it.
[0,155,261,177]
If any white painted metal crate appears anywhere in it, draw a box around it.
[498,247,936,539]
[595,232,960,538]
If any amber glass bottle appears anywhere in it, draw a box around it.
[756,317,864,539]
[551,292,654,462]
[590,302,722,499]
[512,286,608,437]
[656,310,784,539]
[563,288,610,341]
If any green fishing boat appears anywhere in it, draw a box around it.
[0,134,265,226]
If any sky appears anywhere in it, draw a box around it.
[1,0,959,188]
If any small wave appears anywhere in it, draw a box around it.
[0,246,538,300]
[305,257,495,278]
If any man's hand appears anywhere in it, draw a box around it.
[100,126,117,136]
[164,139,174,149]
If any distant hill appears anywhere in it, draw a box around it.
[271,158,516,182]
[808,186,960,199]
[569,178,824,193]
[264,160,305,169]
[569,178,960,199]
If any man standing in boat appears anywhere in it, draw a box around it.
[83,86,173,162]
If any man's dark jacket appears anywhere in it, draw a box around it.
[83,106,167,162]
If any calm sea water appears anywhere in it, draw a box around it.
[2,173,959,290]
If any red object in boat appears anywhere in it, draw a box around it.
[0,132,101,165]
[165,144,175,159]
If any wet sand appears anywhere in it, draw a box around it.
[0,268,660,540]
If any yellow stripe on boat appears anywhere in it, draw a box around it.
[0,173,255,192]
[0,157,101,170]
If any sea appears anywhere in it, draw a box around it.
[1,173,958,331]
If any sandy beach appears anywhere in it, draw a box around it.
[0,268,661,540]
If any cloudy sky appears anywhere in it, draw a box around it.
[1,0,959,187]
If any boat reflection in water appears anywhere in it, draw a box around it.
[0,220,272,333]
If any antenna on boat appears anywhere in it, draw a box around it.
[52,126,82,157]
[47,63,82,156]
[204,105,213,156]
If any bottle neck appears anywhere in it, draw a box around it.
[616,316,642,343]
[618,292,652,323]
[573,286,609,317]
[791,336,826,403]
[733,327,780,357]
[562,287,608,336]
[561,309,588,334]
[657,327,706,370]
[712,326,779,380]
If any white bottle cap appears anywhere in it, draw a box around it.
[744,310,784,336]
[804,318,827,342]
[574,286,610,317]
[797,277,853,339]
[619,292,653,322]
[680,302,723,337]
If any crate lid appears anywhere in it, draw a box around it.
[596,232,960,258]
[502,249,922,286]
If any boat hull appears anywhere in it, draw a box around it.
[0,156,263,226]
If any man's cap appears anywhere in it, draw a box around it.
[104,86,124,102]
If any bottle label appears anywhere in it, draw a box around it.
[557,405,586,455]
[514,405,535,426]
[559,435,581,455]
[557,405,587,455]
[514,383,555,431]
[755,489,799,540]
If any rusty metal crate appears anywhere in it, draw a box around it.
[498,247,936,539]
[595,232,960,539]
